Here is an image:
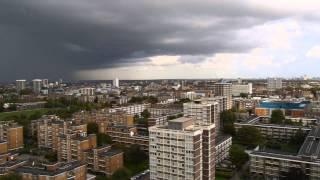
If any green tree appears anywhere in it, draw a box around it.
[271,110,285,124]
[87,122,99,134]
[141,109,151,119]
[290,129,306,146]
[240,93,248,98]
[230,144,249,169]
[147,96,158,104]
[97,133,112,146]
[44,151,58,162]
[124,145,148,165]
[19,88,33,95]
[236,126,264,148]
[0,173,22,180]
[111,168,130,180]
[281,167,307,180]
[221,110,237,136]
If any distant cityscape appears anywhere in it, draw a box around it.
[0,77,319,179]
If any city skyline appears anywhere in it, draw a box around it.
[1,1,320,81]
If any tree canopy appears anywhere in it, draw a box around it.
[87,122,99,134]
[236,126,264,148]
[230,144,249,169]
[271,109,285,124]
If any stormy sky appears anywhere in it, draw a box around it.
[1,0,320,81]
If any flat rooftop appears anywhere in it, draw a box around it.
[298,126,320,159]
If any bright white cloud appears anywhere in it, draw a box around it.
[149,55,181,66]
[306,46,320,58]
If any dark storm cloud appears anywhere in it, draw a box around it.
[0,0,285,81]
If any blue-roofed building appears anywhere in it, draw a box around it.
[255,100,310,117]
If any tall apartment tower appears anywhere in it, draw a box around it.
[183,101,220,133]
[209,83,232,110]
[32,79,42,94]
[16,80,26,93]
[42,79,49,88]
[267,78,282,91]
[113,78,119,88]
[149,117,215,180]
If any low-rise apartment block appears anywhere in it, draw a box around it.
[106,126,149,151]
[57,134,97,162]
[0,121,23,151]
[84,145,123,176]
[16,161,89,180]
[215,135,232,164]
[250,126,320,180]
[234,116,311,141]
[31,115,87,150]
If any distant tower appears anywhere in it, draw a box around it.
[42,79,49,88]
[267,78,282,91]
[32,79,42,94]
[113,78,119,88]
[16,80,26,93]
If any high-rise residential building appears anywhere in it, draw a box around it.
[232,83,252,96]
[113,78,119,88]
[31,115,87,151]
[42,79,49,88]
[57,133,97,163]
[32,79,42,94]
[183,101,220,133]
[267,78,282,91]
[16,80,26,93]
[0,121,23,151]
[209,83,232,110]
[149,117,215,180]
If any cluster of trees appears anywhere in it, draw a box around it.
[230,144,249,169]
[271,110,303,126]
[174,98,191,105]
[236,126,265,148]
[0,173,21,180]
[270,110,286,124]
[87,122,112,146]
[221,110,237,136]
[128,96,158,104]
[134,109,151,126]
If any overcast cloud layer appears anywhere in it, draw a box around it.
[1,0,320,81]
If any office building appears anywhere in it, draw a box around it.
[32,79,42,94]
[232,83,252,96]
[113,78,119,88]
[209,83,232,110]
[267,78,282,91]
[149,117,215,180]
[84,145,124,176]
[0,121,23,151]
[16,80,26,93]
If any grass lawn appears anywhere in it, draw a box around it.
[0,108,50,121]
[215,176,228,180]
